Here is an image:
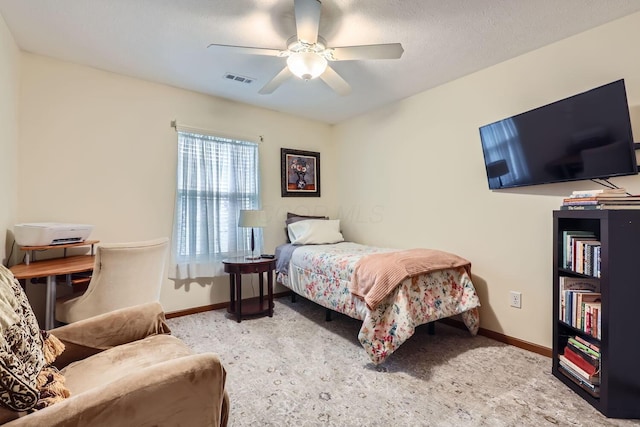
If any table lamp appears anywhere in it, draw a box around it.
[238,210,267,260]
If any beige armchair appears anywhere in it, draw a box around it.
[0,263,228,425]
[56,237,169,324]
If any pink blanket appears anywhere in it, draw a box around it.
[349,248,471,310]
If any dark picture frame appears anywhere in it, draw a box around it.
[281,148,321,197]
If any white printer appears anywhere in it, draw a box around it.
[14,223,94,246]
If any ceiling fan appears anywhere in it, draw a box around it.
[207,0,404,96]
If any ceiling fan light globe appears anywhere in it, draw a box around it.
[287,52,327,80]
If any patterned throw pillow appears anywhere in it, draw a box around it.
[0,265,68,412]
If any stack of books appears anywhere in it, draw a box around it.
[559,278,601,338]
[558,336,601,397]
[562,231,600,277]
[561,188,640,210]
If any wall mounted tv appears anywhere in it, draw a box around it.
[479,79,637,190]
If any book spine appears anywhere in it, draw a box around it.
[584,303,591,335]
[572,292,579,327]
[563,200,600,205]
[557,365,600,397]
[572,239,579,273]
[559,284,565,323]
[562,231,568,269]
[560,205,603,210]
[575,241,583,274]
[590,244,601,278]
[563,347,598,376]
[584,244,592,276]
[570,191,624,198]
[569,193,602,198]
[568,337,600,358]
[565,290,572,326]
[577,296,583,330]
[574,335,600,352]
[565,196,598,201]
[566,341,600,367]
[561,204,640,210]
[558,356,600,384]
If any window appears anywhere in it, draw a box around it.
[171,131,260,279]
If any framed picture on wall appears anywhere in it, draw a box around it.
[281,148,321,197]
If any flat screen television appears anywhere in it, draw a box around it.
[479,79,637,190]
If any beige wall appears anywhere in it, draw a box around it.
[0,14,19,264]
[334,12,640,349]
[17,54,336,315]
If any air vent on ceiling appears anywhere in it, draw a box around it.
[223,73,255,85]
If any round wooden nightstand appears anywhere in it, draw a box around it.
[222,257,276,323]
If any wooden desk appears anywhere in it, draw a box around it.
[10,255,96,330]
[20,240,99,265]
[222,258,276,323]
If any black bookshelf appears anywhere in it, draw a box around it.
[552,209,640,419]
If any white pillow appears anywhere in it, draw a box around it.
[287,219,344,245]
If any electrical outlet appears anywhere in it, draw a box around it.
[510,291,522,308]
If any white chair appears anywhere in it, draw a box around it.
[55,237,169,324]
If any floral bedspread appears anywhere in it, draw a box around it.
[276,242,481,365]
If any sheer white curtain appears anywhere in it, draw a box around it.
[171,131,261,279]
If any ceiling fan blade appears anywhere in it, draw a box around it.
[319,66,351,96]
[294,0,321,44]
[328,43,404,61]
[259,67,293,94]
[207,43,282,57]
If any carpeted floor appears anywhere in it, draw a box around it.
[167,297,640,427]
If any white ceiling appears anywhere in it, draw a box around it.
[2,0,640,124]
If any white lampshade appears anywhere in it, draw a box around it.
[286,52,327,80]
[238,210,267,228]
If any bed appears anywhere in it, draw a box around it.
[275,217,481,365]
